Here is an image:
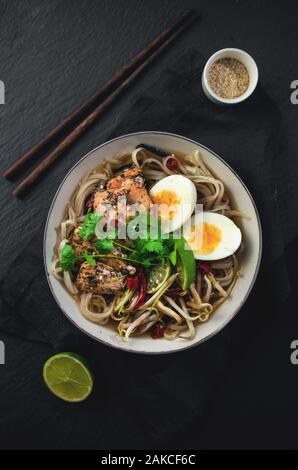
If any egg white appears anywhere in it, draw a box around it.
[149,175,197,233]
[184,212,242,260]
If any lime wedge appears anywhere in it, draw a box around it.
[175,238,196,290]
[147,261,171,293]
[43,352,93,402]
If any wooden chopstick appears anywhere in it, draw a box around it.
[12,10,198,196]
[4,8,197,184]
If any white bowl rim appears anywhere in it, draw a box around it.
[43,131,262,355]
[202,47,259,104]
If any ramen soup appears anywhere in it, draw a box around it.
[52,147,243,341]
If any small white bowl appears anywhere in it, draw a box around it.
[202,48,259,105]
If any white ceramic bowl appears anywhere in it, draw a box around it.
[44,132,262,354]
[202,48,259,105]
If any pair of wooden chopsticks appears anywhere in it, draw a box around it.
[3,9,198,197]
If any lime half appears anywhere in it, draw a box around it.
[43,352,93,402]
[175,238,196,290]
[147,262,171,293]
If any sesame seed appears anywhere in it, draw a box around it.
[208,58,249,99]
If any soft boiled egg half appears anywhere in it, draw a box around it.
[149,175,197,233]
[184,212,242,260]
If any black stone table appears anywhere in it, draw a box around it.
[0,0,297,450]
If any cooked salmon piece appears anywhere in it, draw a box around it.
[93,188,127,216]
[75,258,136,294]
[106,167,146,190]
[93,166,152,217]
[71,227,94,256]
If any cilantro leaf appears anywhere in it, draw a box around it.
[60,244,77,271]
[82,251,96,266]
[142,258,155,268]
[106,229,118,240]
[79,210,101,240]
[141,239,164,255]
[128,217,176,269]
[95,238,114,253]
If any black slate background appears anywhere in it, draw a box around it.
[0,0,298,450]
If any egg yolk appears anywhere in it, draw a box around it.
[151,190,180,220]
[189,223,221,254]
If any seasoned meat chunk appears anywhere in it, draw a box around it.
[106,167,147,191]
[93,188,127,216]
[71,228,94,256]
[93,166,152,217]
[75,259,136,294]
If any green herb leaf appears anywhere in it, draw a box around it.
[140,239,164,255]
[60,244,77,271]
[79,210,101,240]
[82,251,96,266]
[95,238,114,253]
[106,229,119,240]
[127,216,176,270]
[142,258,155,269]
[169,249,177,266]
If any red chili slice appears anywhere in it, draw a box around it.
[126,275,139,291]
[85,196,94,212]
[132,268,147,310]
[166,157,178,171]
[198,261,210,275]
[151,322,165,339]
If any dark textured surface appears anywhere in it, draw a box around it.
[0,0,297,450]
[1,0,298,260]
